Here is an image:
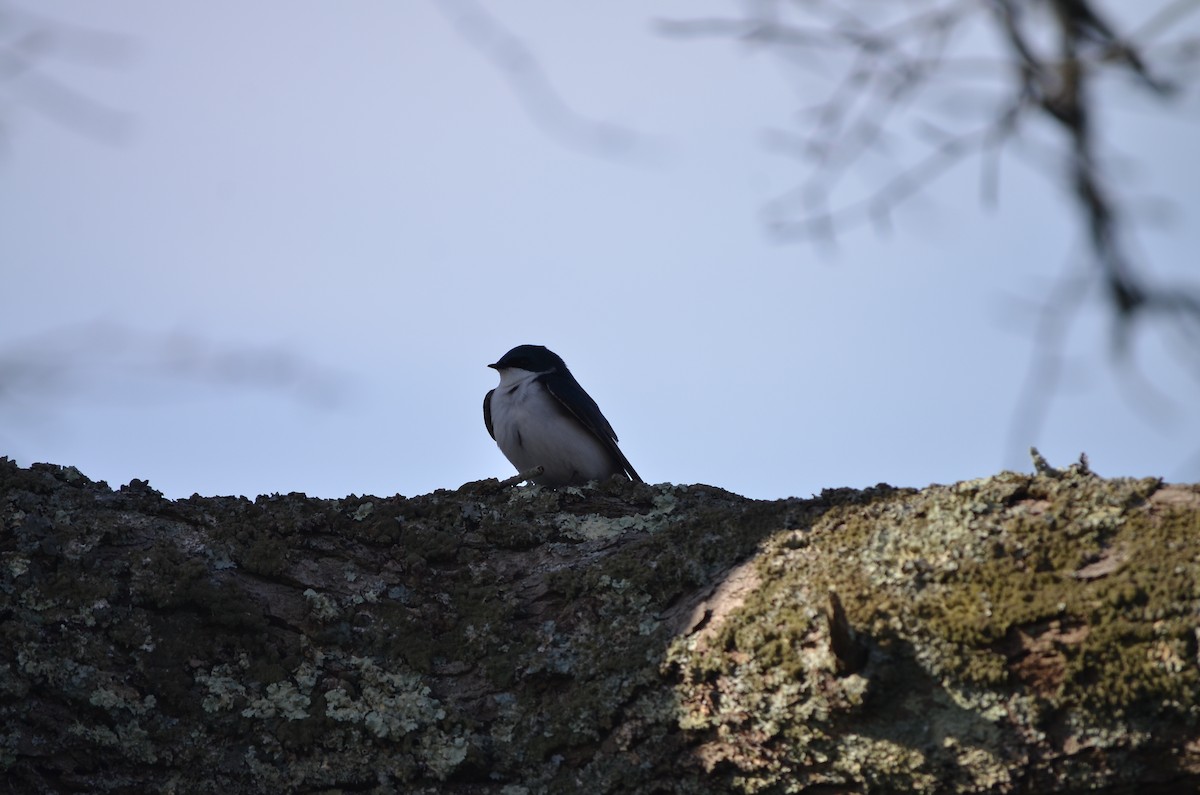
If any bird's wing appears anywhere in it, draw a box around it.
[541,372,643,483]
[483,389,496,440]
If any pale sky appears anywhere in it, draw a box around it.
[3,1,1199,500]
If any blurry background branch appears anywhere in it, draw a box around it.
[0,2,131,145]
[659,0,1200,464]
[0,321,344,440]
[432,0,656,160]
[2,7,341,452]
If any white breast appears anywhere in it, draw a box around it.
[489,368,619,486]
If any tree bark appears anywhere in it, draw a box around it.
[2,457,1197,793]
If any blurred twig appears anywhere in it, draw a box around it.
[661,0,1200,469]
[432,0,656,160]
[0,2,131,145]
[0,322,345,411]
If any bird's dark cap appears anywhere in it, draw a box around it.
[488,344,566,373]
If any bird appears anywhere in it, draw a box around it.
[484,344,642,487]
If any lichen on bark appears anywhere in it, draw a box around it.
[1,456,1198,793]
[667,462,1200,793]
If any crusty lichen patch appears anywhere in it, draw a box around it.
[0,459,804,793]
[667,462,1200,792]
[4,457,1198,793]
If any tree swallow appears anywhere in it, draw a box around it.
[484,344,642,487]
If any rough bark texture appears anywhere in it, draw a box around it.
[1,456,1198,794]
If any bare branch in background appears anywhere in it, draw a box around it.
[661,0,1200,470]
[0,322,345,413]
[431,0,657,160]
[0,2,132,145]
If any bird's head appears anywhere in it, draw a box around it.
[488,344,567,375]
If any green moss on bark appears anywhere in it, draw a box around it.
[668,464,1200,792]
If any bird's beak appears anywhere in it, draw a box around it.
[487,363,500,370]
